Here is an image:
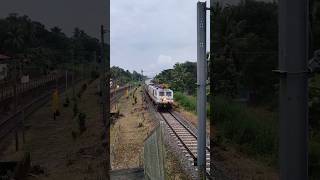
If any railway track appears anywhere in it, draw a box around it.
[159,111,212,179]
[143,86,212,179]
[0,83,67,143]
[110,86,129,105]
[0,75,82,143]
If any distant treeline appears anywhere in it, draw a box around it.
[0,13,106,75]
[154,61,197,95]
[111,66,145,86]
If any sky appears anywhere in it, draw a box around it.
[111,0,210,77]
[0,0,269,77]
[0,0,109,39]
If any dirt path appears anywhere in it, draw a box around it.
[0,79,108,180]
[111,87,155,170]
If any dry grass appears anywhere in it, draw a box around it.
[164,146,190,180]
[111,87,155,170]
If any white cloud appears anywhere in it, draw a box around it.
[111,0,210,77]
[157,55,174,66]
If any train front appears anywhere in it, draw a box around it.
[158,89,174,109]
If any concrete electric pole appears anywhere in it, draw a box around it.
[197,1,207,179]
[278,0,309,179]
[209,0,214,177]
[141,70,144,83]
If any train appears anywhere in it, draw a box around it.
[145,80,174,109]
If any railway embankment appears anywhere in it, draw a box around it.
[172,92,279,180]
[0,79,109,180]
[110,87,155,169]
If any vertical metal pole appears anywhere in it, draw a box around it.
[209,0,214,177]
[72,50,75,100]
[141,70,144,83]
[197,2,207,179]
[65,70,68,90]
[22,110,25,143]
[279,0,309,179]
[14,59,17,112]
[15,130,19,151]
[100,25,107,127]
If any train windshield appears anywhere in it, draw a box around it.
[166,92,172,96]
[159,92,165,96]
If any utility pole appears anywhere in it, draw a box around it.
[65,70,68,90]
[71,50,75,100]
[209,0,214,177]
[197,2,207,179]
[278,0,309,179]
[100,25,107,127]
[141,70,144,83]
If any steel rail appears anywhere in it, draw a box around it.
[168,111,210,152]
[143,86,212,179]
[160,111,212,179]
[159,112,198,164]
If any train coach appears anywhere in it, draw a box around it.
[145,82,174,109]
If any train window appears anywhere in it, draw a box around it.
[166,92,172,96]
[159,92,164,96]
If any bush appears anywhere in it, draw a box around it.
[174,92,197,112]
[213,96,278,160]
[309,139,320,179]
[174,92,210,117]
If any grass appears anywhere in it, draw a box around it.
[174,92,196,112]
[175,92,320,178]
[310,134,320,179]
[213,96,278,163]
[174,92,278,164]
[174,92,210,117]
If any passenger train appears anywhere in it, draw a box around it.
[145,81,174,109]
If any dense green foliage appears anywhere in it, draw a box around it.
[211,0,278,104]
[213,96,278,164]
[156,0,320,177]
[174,92,210,118]
[155,61,197,95]
[174,92,197,112]
[0,13,104,76]
[110,66,145,86]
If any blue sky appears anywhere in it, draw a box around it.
[111,0,210,77]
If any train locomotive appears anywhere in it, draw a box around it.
[145,82,174,109]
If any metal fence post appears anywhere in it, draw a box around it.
[15,128,19,151]
[22,110,25,143]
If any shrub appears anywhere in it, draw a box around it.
[213,96,278,160]
[309,138,320,179]
[174,92,197,112]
